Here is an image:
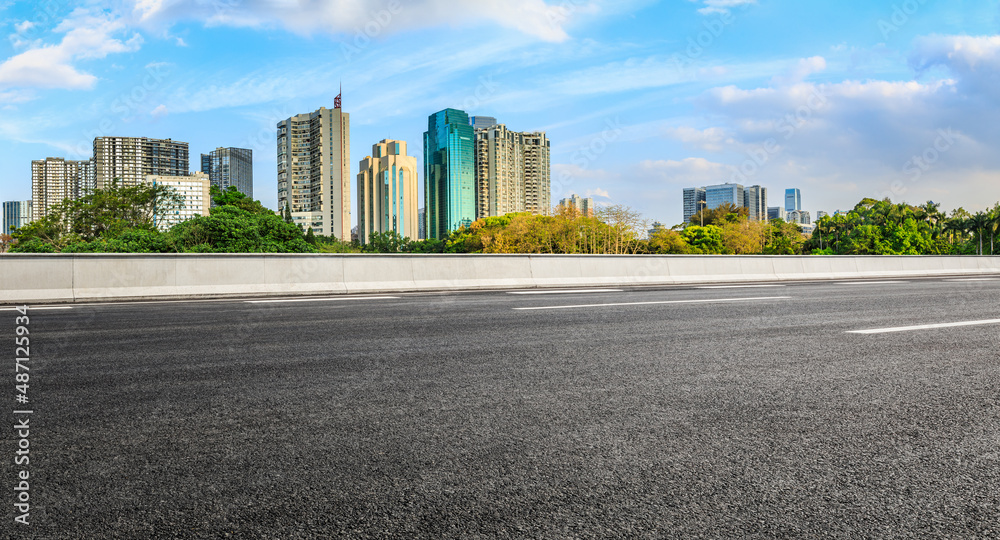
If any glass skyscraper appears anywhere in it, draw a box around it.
[3,200,32,235]
[201,147,253,200]
[785,188,802,212]
[424,108,476,239]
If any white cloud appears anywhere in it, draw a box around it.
[0,9,143,91]
[695,0,756,15]
[126,0,593,42]
[150,104,168,118]
[664,45,1000,217]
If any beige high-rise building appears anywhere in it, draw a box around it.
[522,132,551,214]
[474,124,550,219]
[31,157,93,220]
[277,106,351,239]
[93,137,189,189]
[559,194,595,217]
[357,140,419,244]
[146,172,211,230]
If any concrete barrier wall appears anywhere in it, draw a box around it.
[2,254,999,303]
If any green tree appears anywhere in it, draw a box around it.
[362,231,410,253]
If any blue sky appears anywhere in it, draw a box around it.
[1,0,999,226]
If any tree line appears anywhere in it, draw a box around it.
[6,182,999,256]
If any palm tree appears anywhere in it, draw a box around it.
[969,212,991,256]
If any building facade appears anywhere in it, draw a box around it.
[767,206,787,221]
[424,108,476,239]
[785,188,802,212]
[31,157,92,220]
[470,116,498,130]
[93,137,189,189]
[816,211,829,220]
[201,147,253,199]
[743,185,767,221]
[147,173,211,230]
[277,106,351,239]
[559,194,594,217]
[473,125,551,219]
[705,183,745,210]
[357,140,419,244]
[417,208,426,240]
[787,210,811,225]
[683,187,707,223]
[3,200,32,235]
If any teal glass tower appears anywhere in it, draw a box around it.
[424,108,476,239]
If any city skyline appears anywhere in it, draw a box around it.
[2,1,999,227]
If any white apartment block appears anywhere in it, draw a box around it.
[146,173,210,230]
[31,157,93,220]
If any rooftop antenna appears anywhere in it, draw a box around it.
[334,82,342,109]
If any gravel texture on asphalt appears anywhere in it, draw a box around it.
[6,279,1000,539]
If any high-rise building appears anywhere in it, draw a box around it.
[357,140,419,244]
[767,206,787,221]
[93,137,189,189]
[3,200,32,235]
[277,103,351,239]
[424,108,475,239]
[559,194,594,217]
[473,124,551,218]
[743,185,767,221]
[705,183,745,210]
[470,116,498,130]
[201,147,253,199]
[417,208,426,240]
[683,187,707,223]
[521,132,551,215]
[787,210,811,225]
[816,211,828,220]
[31,157,92,220]
[785,188,802,212]
[146,172,211,230]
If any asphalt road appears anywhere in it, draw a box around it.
[6,277,1000,539]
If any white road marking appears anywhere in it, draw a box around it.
[944,278,1000,282]
[835,281,907,285]
[514,296,792,311]
[0,306,73,311]
[246,296,400,304]
[507,289,623,295]
[848,319,1000,334]
[697,284,786,289]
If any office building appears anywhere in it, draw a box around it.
[785,188,802,212]
[470,116,498,130]
[93,137,189,189]
[743,185,767,221]
[147,172,210,230]
[201,147,253,199]
[31,157,92,220]
[705,183,745,210]
[277,104,351,239]
[787,210,811,225]
[816,211,828,220]
[559,194,595,217]
[357,139,419,244]
[683,187,707,223]
[473,124,551,218]
[417,208,426,240]
[3,200,32,235]
[424,108,475,239]
[767,206,787,221]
